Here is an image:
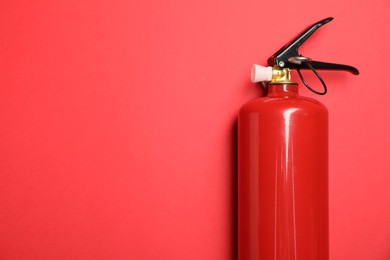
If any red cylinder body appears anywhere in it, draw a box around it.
[238,84,328,259]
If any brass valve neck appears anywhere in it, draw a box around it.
[271,67,296,84]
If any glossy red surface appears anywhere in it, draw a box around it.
[238,84,328,259]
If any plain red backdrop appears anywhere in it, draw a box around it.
[1,0,389,259]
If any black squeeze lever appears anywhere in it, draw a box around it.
[267,17,359,75]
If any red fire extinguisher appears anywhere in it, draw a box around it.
[238,17,359,259]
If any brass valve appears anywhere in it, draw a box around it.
[271,67,294,84]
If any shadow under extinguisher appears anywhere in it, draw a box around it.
[231,119,238,260]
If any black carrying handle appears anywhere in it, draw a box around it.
[266,17,359,95]
[268,17,359,74]
[301,61,359,75]
[295,59,359,95]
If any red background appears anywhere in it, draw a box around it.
[1,0,389,259]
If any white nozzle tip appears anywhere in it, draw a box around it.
[251,64,273,83]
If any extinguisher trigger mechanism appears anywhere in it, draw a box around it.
[253,17,359,95]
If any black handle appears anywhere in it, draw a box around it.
[301,61,359,75]
[267,17,359,75]
[268,17,334,67]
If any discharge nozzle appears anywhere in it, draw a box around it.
[251,65,273,83]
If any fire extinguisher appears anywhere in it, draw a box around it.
[238,17,359,259]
